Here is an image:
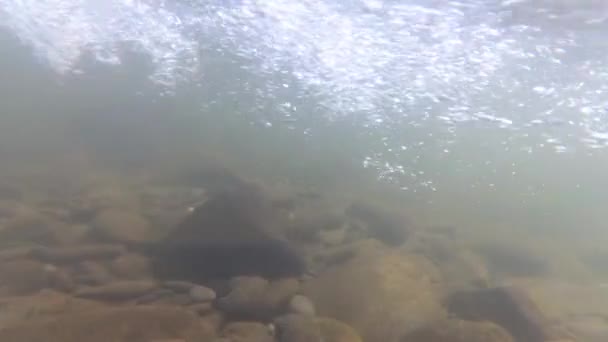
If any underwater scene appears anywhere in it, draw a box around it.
[1,0,608,341]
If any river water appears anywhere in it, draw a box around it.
[1,0,608,340]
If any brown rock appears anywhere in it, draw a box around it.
[0,207,59,245]
[201,310,225,331]
[303,240,444,342]
[148,184,305,282]
[401,319,514,342]
[217,276,299,320]
[0,290,106,329]
[275,314,321,342]
[31,244,126,263]
[109,253,151,279]
[446,286,554,342]
[75,280,158,301]
[189,285,216,302]
[0,306,217,342]
[222,321,275,342]
[288,295,315,316]
[317,317,362,342]
[0,205,89,246]
[92,209,151,243]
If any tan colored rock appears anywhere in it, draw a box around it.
[189,285,216,302]
[0,305,217,342]
[92,209,151,243]
[222,321,275,342]
[201,310,225,332]
[401,319,514,342]
[275,314,321,342]
[217,276,299,320]
[303,239,444,342]
[0,203,87,246]
[288,294,315,316]
[317,317,362,342]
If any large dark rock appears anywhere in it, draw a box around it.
[446,286,556,342]
[146,182,305,282]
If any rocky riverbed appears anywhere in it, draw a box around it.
[0,164,598,341]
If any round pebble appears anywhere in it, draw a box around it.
[288,295,316,316]
[189,285,216,302]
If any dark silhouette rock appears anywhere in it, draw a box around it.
[446,286,555,342]
[146,180,305,282]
